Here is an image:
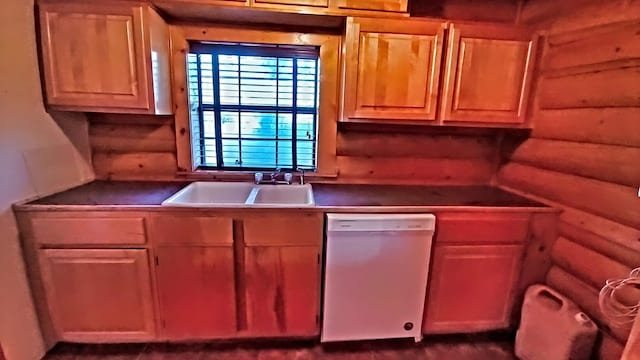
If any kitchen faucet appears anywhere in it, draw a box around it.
[254,167,307,185]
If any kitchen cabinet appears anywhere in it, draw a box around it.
[336,0,408,12]
[38,1,172,114]
[150,216,237,339]
[342,17,446,121]
[439,23,538,125]
[243,214,323,337]
[423,244,524,333]
[38,249,156,342]
[254,0,328,7]
[423,212,530,333]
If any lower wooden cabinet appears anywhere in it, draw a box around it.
[155,247,236,338]
[423,244,524,333]
[38,249,156,342]
[245,246,320,336]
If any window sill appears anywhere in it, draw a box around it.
[176,170,338,182]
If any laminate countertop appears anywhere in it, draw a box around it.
[22,181,549,209]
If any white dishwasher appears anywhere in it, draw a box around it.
[322,213,436,343]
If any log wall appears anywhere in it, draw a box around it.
[499,2,640,358]
[89,115,500,185]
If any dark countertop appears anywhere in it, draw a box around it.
[29,181,190,206]
[312,184,547,208]
[24,181,548,209]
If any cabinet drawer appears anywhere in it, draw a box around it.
[436,213,530,244]
[244,213,322,247]
[31,217,146,246]
[149,216,233,246]
[254,0,328,7]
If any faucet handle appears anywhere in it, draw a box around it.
[296,167,307,185]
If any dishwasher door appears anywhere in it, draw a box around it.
[322,214,436,343]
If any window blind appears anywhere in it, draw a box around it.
[187,42,320,170]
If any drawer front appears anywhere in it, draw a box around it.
[149,216,233,246]
[436,213,530,244]
[244,213,322,247]
[31,217,146,246]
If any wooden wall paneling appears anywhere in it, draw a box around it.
[551,237,637,299]
[90,122,176,153]
[336,156,494,184]
[499,184,640,254]
[543,20,640,71]
[439,23,537,124]
[623,312,640,360]
[546,266,630,343]
[93,152,178,180]
[336,131,496,159]
[530,108,640,147]
[538,65,640,109]
[598,333,625,360]
[507,138,640,187]
[515,212,558,314]
[497,163,640,229]
[558,221,640,268]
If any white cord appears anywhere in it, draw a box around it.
[599,267,640,328]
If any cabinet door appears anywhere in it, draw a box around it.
[155,246,236,339]
[39,249,155,342]
[245,246,320,337]
[343,18,446,121]
[254,0,328,7]
[337,0,407,12]
[38,2,150,110]
[423,245,523,334]
[440,24,537,124]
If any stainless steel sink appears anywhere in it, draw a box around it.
[162,182,315,208]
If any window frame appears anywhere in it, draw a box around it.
[188,43,320,170]
[171,25,340,177]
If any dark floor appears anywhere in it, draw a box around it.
[44,335,517,360]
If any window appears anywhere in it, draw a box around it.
[187,43,320,170]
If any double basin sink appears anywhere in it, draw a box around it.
[162,182,315,207]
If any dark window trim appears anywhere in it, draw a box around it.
[189,42,320,171]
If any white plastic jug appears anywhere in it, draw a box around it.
[516,285,598,360]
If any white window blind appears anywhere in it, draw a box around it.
[187,42,320,170]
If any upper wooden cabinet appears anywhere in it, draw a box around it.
[439,23,538,125]
[255,0,328,7]
[336,0,408,12]
[38,1,172,114]
[342,17,446,121]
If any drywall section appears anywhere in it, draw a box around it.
[0,0,94,359]
[497,1,640,359]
